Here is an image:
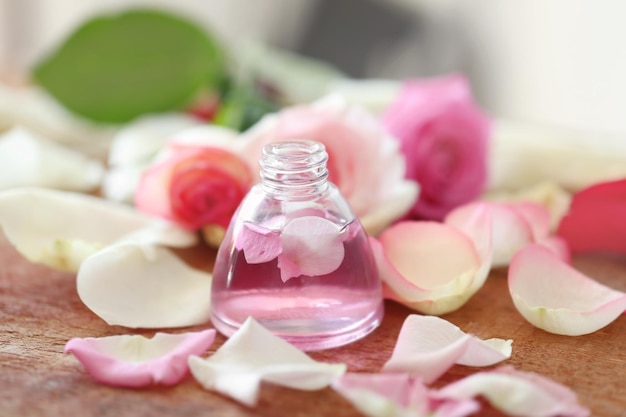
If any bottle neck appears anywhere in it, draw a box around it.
[259,140,330,199]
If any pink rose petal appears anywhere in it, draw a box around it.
[382,315,512,384]
[557,178,626,255]
[507,202,551,241]
[434,366,590,417]
[537,235,571,263]
[277,216,344,282]
[64,329,216,387]
[444,202,493,295]
[487,203,535,267]
[373,221,481,315]
[508,244,626,335]
[236,222,282,264]
[332,372,479,417]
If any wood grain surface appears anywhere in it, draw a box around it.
[1,236,625,417]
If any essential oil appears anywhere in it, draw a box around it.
[210,140,383,350]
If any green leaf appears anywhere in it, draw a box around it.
[214,86,279,132]
[33,9,226,124]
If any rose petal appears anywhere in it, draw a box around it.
[373,221,481,315]
[236,222,282,264]
[0,127,104,191]
[107,113,202,166]
[434,366,590,417]
[3,84,116,153]
[188,317,346,406]
[444,202,493,296]
[382,315,512,383]
[77,242,212,328]
[487,203,535,267]
[557,178,626,255]
[64,329,216,387]
[508,244,626,335]
[332,372,480,417]
[507,202,551,241]
[277,216,344,282]
[537,236,571,264]
[0,188,197,271]
[331,373,431,417]
[483,181,572,232]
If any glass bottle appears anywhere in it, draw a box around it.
[211,139,384,350]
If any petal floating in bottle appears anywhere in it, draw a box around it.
[277,216,344,282]
[237,222,282,264]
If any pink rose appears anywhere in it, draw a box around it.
[382,75,490,220]
[135,138,253,230]
[239,95,418,235]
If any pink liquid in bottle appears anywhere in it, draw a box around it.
[210,140,383,350]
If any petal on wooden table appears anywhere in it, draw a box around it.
[382,315,512,383]
[189,317,345,406]
[65,330,216,387]
[77,242,212,328]
[433,366,590,417]
[0,187,196,272]
[372,221,481,315]
[508,244,626,336]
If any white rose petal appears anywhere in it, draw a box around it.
[77,242,212,328]
[3,84,116,156]
[0,127,104,191]
[188,317,346,406]
[0,188,196,271]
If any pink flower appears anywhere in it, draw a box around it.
[135,135,253,230]
[239,95,418,234]
[382,75,490,220]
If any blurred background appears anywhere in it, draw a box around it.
[1,0,626,135]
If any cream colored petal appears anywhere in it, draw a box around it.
[382,315,512,384]
[434,367,590,417]
[373,221,482,315]
[489,119,626,193]
[101,164,146,203]
[188,317,346,406]
[108,113,202,166]
[509,244,626,336]
[0,127,103,191]
[77,242,212,328]
[0,188,197,271]
[8,85,116,157]
[325,79,402,115]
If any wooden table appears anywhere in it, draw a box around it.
[1,236,625,417]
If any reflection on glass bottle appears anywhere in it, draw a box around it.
[211,139,383,350]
